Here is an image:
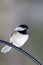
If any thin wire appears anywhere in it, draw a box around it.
[0,40,42,65]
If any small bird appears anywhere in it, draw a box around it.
[1,24,29,53]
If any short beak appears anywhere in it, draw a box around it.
[28,27,30,29]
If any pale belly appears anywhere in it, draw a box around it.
[10,32,29,47]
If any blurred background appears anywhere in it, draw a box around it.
[0,0,43,65]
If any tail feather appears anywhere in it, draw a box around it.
[1,45,12,53]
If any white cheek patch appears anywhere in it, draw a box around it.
[15,27,26,31]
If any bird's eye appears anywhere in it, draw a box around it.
[18,24,29,29]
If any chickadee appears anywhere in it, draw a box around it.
[1,24,29,53]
